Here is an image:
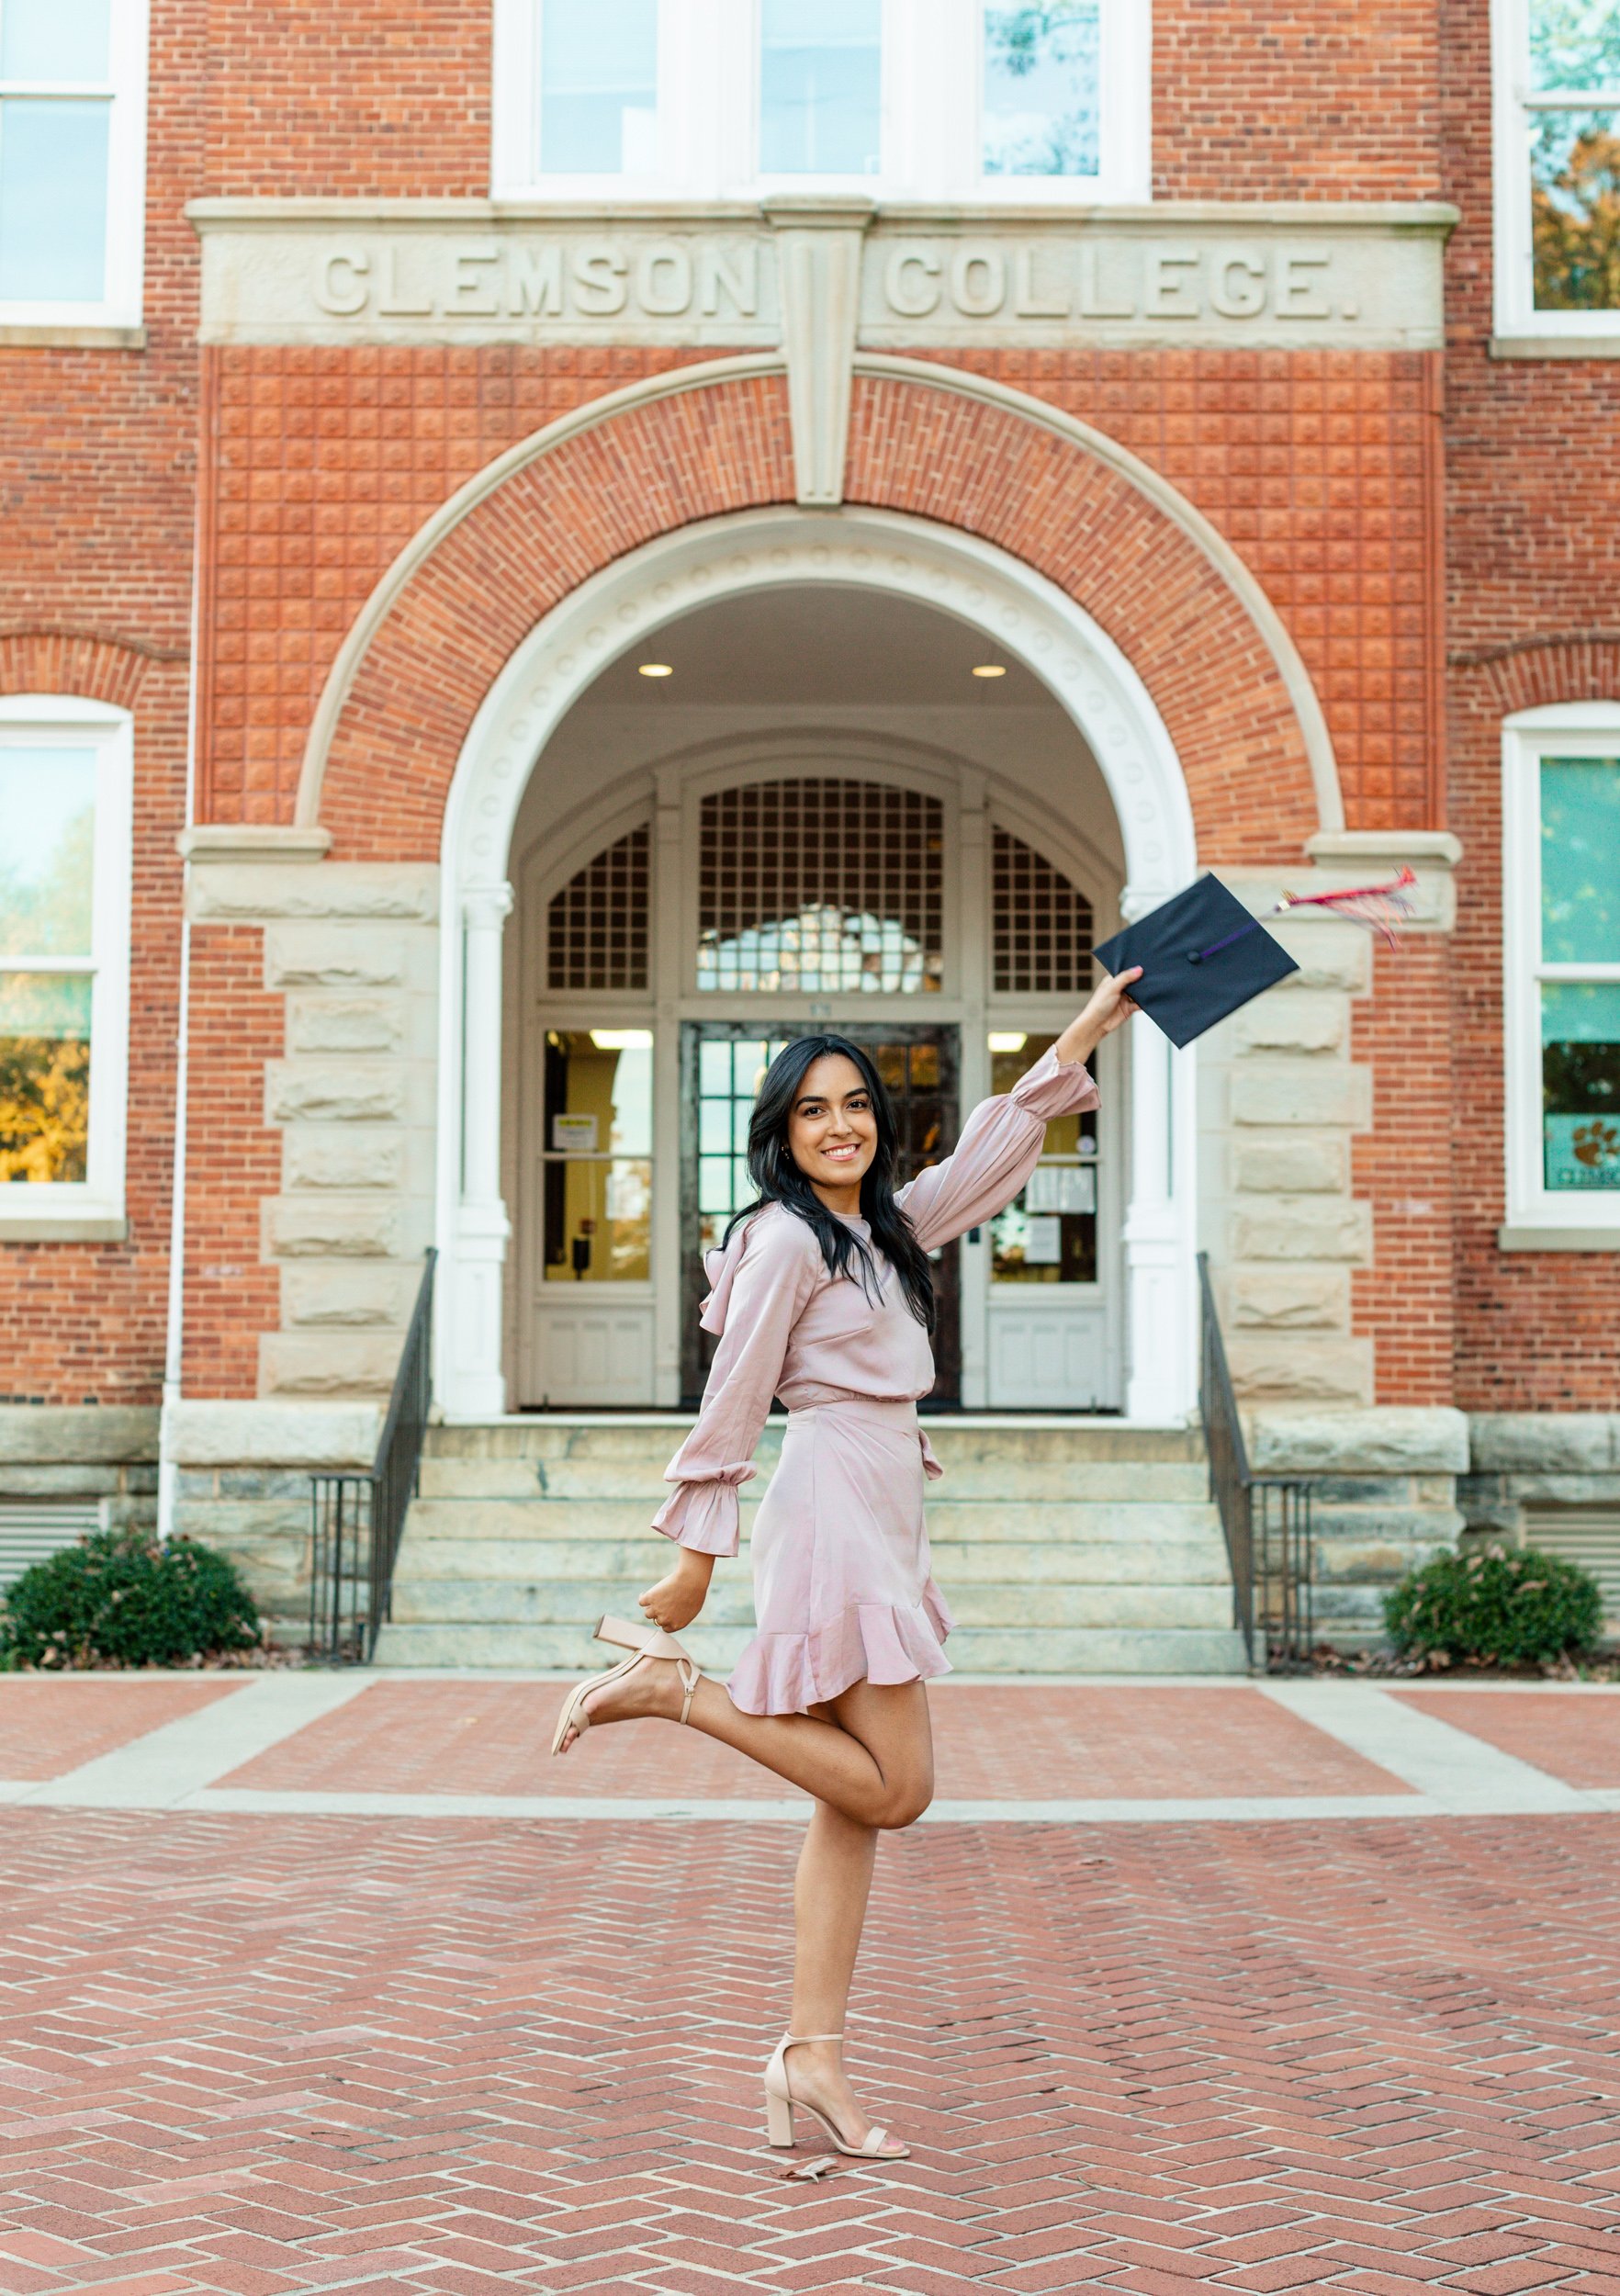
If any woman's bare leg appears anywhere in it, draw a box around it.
[561,1663,935,1830]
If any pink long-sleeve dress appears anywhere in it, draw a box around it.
[652,1047,1101,1714]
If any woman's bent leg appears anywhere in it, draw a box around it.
[571,1660,935,1828]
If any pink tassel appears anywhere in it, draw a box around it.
[1275,865,1418,951]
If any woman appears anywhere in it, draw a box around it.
[552,965,1142,2159]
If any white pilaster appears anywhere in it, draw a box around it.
[447,882,513,1416]
[1119,883,1198,1423]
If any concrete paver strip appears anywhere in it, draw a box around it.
[1259,1680,1588,1811]
[1393,1687,1620,1788]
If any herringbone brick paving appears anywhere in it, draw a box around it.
[5,1799,1620,2293]
[216,1685,1410,1804]
[0,1679,240,1781]
[1392,1695,1620,1791]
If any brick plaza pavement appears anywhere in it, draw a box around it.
[6,1676,1620,2295]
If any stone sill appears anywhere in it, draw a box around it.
[0,324,145,350]
[0,1216,128,1243]
[1498,1223,1620,1252]
[1491,333,1620,361]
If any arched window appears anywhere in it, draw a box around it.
[546,819,650,990]
[0,696,132,1232]
[696,777,944,994]
[991,824,1092,994]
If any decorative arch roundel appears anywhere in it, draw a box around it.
[303,356,1337,865]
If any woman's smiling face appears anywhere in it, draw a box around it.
[786,1052,879,1199]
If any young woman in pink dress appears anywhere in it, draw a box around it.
[551,967,1141,2158]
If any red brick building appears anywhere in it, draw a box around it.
[2,0,1616,1657]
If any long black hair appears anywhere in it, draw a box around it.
[723,1034,936,1333]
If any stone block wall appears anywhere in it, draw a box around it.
[1249,1406,1468,1647]
[183,850,441,1402]
[0,1407,160,1541]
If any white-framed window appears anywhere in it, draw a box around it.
[1492,0,1620,344]
[1502,703,1620,1239]
[490,0,1150,203]
[0,0,148,329]
[0,697,133,1230]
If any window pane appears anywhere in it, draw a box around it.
[0,0,109,80]
[0,970,91,1184]
[990,1033,1097,1158]
[543,1029,654,1154]
[1531,109,1620,309]
[760,0,881,175]
[1541,756,1620,962]
[696,781,944,994]
[1529,0,1620,93]
[539,0,658,173]
[1543,982,1620,1191]
[0,748,96,957]
[0,96,108,299]
[983,2,1100,178]
[542,1156,652,1279]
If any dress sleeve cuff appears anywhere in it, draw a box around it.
[650,1463,757,1557]
[1008,1044,1100,1119]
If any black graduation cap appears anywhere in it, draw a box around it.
[1092,874,1299,1048]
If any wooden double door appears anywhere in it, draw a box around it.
[680,1020,961,1407]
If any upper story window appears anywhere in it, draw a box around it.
[491,0,1149,203]
[1502,705,1620,1241]
[0,698,132,1232]
[759,0,882,176]
[0,0,147,327]
[1492,0,1620,343]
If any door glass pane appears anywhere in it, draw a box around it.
[1531,108,1620,310]
[541,1030,654,1279]
[0,96,108,299]
[983,2,1100,179]
[989,1031,1098,1281]
[1529,1,1620,92]
[1543,981,1620,1191]
[0,0,109,80]
[1542,757,1620,960]
[539,0,658,173]
[759,0,881,175]
[542,1157,653,1279]
[0,970,91,1183]
[0,749,96,956]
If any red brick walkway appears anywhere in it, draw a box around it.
[218,1682,1409,1804]
[6,1680,1620,2292]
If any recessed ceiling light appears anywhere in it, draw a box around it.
[972,664,1007,679]
[987,1031,1028,1052]
[637,662,674,678]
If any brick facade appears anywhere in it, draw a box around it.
[3,0,1616,1431]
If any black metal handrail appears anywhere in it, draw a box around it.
[1198,1251,1314,1671]
[309,1248,436,1663]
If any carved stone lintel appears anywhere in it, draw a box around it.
[764,199,875,508]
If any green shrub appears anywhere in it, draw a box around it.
[1384,1545,1603,1669]
[0,1530,263,1670]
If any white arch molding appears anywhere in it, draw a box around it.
[437,504,1201,1422]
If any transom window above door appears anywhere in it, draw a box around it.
[492,0,1149,202]
[695,778,945,995]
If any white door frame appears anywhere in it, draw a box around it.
[437,502,1199,1422]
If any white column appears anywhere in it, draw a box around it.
[1119,886,1197,1423]
[447,880,513,1417]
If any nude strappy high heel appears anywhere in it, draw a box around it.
[763,2033,909,2159]
[549,1614,702,1757]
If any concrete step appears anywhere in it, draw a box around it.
[417,1455,1212,1503]
[369,1619,1248,1674]
[399,1496,1223,1546]
[425,1419,1205,1467]
[387,1575,1235,1631]
[392,1535,1229,1587]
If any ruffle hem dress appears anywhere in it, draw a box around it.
[651,1046,1101,1715]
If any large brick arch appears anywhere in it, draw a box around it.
[306,357,1333,862]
